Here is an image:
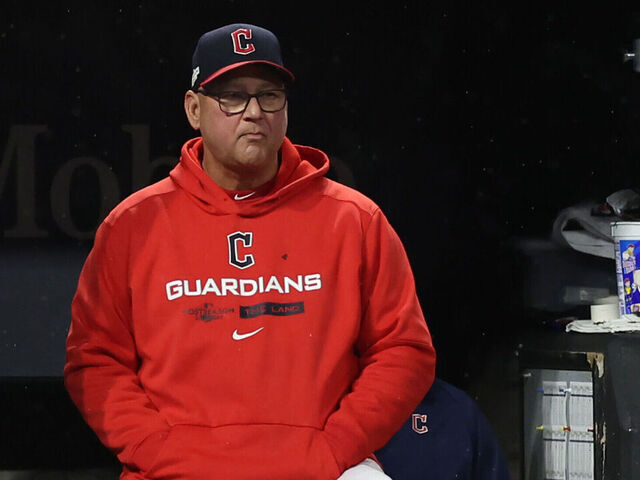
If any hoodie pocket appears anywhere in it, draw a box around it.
[128,428,173,474]
[139,427,176,477]
[142,424,342,480]
[314,430,342,478]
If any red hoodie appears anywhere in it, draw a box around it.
[65,137,436,480]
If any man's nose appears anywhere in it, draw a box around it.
[243,96,264,118]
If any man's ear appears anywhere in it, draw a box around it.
[184,90,201,130]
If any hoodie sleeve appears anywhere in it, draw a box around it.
[64,216,170,473]
[322,208,436,471]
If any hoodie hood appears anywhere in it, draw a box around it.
[170,136,330,217]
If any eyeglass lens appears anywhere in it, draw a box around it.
[216,90,286,113]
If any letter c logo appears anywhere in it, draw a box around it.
[228,231,255,269]
[231,28,256,55]
[412,414,429,434]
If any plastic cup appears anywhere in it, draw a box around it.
[611,221,640,315]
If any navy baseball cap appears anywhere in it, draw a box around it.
[190,23,295,90]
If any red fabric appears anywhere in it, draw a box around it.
[64,137,435,479]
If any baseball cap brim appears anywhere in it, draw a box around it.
[199,60,295,88]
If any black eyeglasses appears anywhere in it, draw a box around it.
[196,89,287,114]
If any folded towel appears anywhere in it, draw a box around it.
[566,317,640,333]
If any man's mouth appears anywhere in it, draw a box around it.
[241,132,265,139]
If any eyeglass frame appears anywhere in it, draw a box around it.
[194,88,288,115]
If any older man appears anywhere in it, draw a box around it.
[65,23,436,480]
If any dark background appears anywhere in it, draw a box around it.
[2,1,640,476]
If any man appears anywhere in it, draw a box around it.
[64,23,436,479]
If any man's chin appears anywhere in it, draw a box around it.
[231,154,275,175]
[235,146,275,167]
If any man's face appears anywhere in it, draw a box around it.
[185,64,288,186]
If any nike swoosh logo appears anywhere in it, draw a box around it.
[232,327,264,340]
[234,192,255,201]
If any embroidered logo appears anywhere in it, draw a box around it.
[228,231,255,269]
[231,28,255,55]
[191,66,200,87]
[412,414,429,434]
